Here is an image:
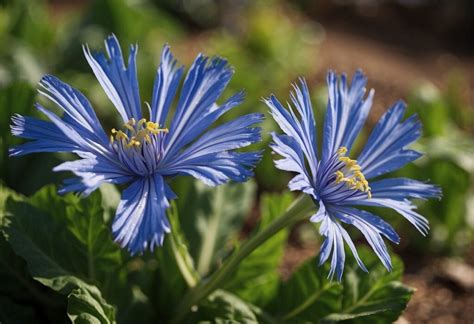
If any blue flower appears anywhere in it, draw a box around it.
[265,70,440,280]
[10,35,263,254]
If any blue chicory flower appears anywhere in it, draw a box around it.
[10,35,263,254]
[265,70,441,280]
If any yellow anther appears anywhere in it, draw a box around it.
[334,146,372,199]
[337,147,348,156]
[350,165,361,171]
[115,130,128,140]
[335,170,345,183]
[146,121,157,129]
[110,118,169,150]
[123,123,136,133]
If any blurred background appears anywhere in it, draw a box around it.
[0,0,472,322]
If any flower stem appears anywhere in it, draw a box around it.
[171,194,315,323]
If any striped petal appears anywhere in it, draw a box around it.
[112,174,173,254]
[358,100,422,179]
[83,34,142,122]
[321,70,374,162]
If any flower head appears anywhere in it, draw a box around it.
[10,35,263,254]
[266,70,440,280]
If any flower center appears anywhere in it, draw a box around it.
[110,118,168,149]
[334,147,372,199]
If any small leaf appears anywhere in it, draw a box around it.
[175,178,256,275]
[322,249,414,323]
[224,192,293,306]
[196,289,258,323]
[266,247,413,323]
[268,257,341,321]
[68,287,116,324]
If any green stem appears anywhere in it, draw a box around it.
[171,195,316,323]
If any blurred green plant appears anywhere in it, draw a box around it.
[0,183,414,323]
[396,80,474,255]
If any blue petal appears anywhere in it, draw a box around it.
[9,114,80,156]
[112,174,173,254]
[33,104,105,155]
[150,45,184,126]
[164,113,263,163]
[38,75,108,145]
[321,70,374,162]
[358,100,422,179]
[53,152,133,196]
[343,197,430,236]
[83,34,142,122]
[264,79,318,179]
[317,214,346,281]
[330,206,395,271]
[270,133,316,199]
[163,55,235,160]
[159,112,262,185]
[370,177,442,200]
[331,205,400,243]
[160,151,261,186]
[312,201,367,277]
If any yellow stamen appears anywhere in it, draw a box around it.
[110,118,168,149]
[334,146,371,199]
[337,147,348,155]
[123,123,136,133]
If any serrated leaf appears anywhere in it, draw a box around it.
[322,249,414,323]
[268,257,341,321]
[68,287,116,324]
[266,247,413,323]
[175,178,256,276]
[224,192,293,306]
[1,185,117,322]
[26,185,122,285]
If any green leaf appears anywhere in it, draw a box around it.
[268,256,341,321]
[196,289,258,323]
[174,178,256,275]
[27,185,122,285]
[1,185,117,322]
[322,249,414,323]
[224,192,293,306]
[67,287,116,324]
[266,247,413,323]
[0,185,67,322]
